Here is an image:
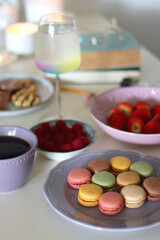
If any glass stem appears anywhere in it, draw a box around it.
[55,74,63,119]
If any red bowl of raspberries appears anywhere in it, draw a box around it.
[90,86,160,145]
[31,119,96,161]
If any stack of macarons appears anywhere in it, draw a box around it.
[67,155,159,216]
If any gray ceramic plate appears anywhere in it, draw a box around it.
[0,72,54,116]
[43,149,160,231]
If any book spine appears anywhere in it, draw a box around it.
[78,49,141,70]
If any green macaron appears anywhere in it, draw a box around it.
[92,171,116,192]
[130,161,154,181]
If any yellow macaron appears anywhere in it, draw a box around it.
[78,183,103,207]
[110,156,132,175]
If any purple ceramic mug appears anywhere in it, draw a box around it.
[0,125,37,192]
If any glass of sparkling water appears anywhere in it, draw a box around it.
[35,12,81,119]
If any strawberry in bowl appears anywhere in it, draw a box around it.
[90,86,160,145]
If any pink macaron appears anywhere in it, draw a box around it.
[67,168,92,189]
[98,192,124,215]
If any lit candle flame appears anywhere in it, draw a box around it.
[6,23,38,35]
[19,29,27,35]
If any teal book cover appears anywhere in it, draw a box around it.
[80,32,141,52]
[78,32,141,71]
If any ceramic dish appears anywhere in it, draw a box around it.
[0,125,37,192]
[90,86,160,145]
[31,120,96,161]
[0,72,54,116]
[44,149,160,231]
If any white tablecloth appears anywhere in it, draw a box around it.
[0,47,160,240]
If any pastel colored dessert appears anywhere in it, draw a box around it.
[87,158,110,174]
[78,183,103,207]
[98,192,124,215]
[121,185,147,208]
[92,171,116,192]
[130,161,154,181]
[143,176,160,201]
[67,168,92,189]
[109,156,132,175]
[116,171,140,191]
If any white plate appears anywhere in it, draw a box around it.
[0,72,54,116]
[44,149,160,231]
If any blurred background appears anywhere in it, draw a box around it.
[64,0,160,58]
[4,0,160,58]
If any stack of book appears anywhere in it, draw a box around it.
[61,31,140,84]
[60,14,141,84]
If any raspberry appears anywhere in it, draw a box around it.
[56,136,66,145]
[37,136,46,148]
[80,136,90,146]
[62,143,73,152]
[44,132,52,141]
[66,132,75,140]
[55,145,63,152]
[72,139,84,150]
[41,122,51,130]
[75,130,85,138]
[51,126,58,134]
[35,120,90,152]
[54,133,63,140]
[67,139,73,144]
[55,120,66,129]
[34,126,45,136]
[43,142,56,151]
[72,123,83,131]
[63,127,72,134]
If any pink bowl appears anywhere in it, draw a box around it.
[90,86,160,145]
[0,125,37,192]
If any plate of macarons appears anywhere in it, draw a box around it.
[43,149,160,231]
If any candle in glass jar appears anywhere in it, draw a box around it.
[24,0,64,23]
[5,22,38,55]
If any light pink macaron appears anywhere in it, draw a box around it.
[67,168,92,189]
[98,192,124,215]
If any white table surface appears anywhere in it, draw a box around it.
[1,47,160,240]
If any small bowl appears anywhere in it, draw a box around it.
[90,86,160,145]
[0,125,37,192]
[31,120,96,161]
